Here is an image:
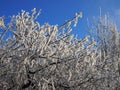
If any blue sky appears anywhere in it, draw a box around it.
[0,0,120,38]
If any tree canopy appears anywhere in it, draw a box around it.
[0,9,120,90]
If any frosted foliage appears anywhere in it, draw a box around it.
[0,9,120,90]
[0,17,4,28]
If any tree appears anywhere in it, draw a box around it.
[88,14,120,90]
[0,8,120,90]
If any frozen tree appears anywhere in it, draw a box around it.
[0,8,120,90]
[88,14,120,90]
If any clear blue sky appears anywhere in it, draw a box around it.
[0,0,120,38]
